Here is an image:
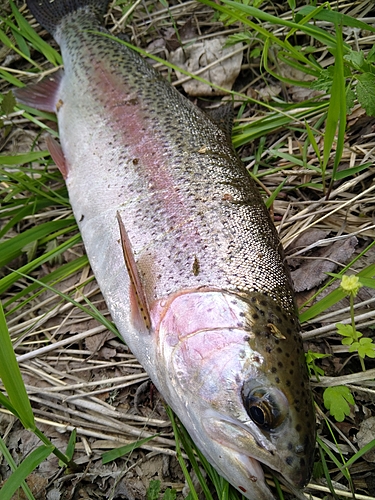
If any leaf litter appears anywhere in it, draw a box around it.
[1,0,375,499]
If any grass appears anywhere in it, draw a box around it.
[1,0,375,498]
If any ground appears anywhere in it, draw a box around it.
[1,1,375,499]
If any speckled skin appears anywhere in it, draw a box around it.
[16,1,315,498]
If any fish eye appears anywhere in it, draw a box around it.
[242,386,288,432]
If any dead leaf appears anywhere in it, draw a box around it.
[357,417,375,462]
[169,37,243,96]
[291,236,358,292]
[85,330,113,353]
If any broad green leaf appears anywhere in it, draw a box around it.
[355,338,375,358]
[357,73,375,116]
[344,50,366,71]
[323,386,354,422]
[1,91,16,116]
[147,480,161,500]
[336,323,362,340]
[163,488,177,500]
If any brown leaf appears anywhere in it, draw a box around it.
[291,236,358,292]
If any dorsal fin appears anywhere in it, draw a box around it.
[14,69,64,113]
[206,103,234,140]
[24,0,109,36]
[116,212,151,331]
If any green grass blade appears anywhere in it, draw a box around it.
[0,219,76,267]
[0,301,35,429]
[297,5,375,33]
[0,197,65,239]
[317,439,339,499]
[0,444,54,500]
[0,392,21,419]
[166,408,200,500]
[10,269,119,337]
[321,21,346,192]
[65,429,77,461]
[343,439,375,469]
[0,150,51,165]
[198,0,340,50]
[166,409,215,500]
[327,24,346,195]
[4,255,88,311]
[300,262,375,322]
[0,233,81,295]
[102,434,158,464]
[0,436,36,500]
[10,0,62,66]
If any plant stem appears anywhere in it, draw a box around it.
[33,427,78,470]
[350,293,365,371]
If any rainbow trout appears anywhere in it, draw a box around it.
[15,0,315,497]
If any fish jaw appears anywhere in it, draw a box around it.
[152,289,315,499]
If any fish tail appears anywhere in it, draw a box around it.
[26,0,109,34]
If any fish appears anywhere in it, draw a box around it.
[14,0,316,498]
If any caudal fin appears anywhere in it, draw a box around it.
[26,0,109,35]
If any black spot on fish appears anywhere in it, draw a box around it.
[286,456,294,466]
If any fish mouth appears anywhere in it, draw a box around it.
[202,409,279,499]
[228,450,275,499]
[202,410,310,499]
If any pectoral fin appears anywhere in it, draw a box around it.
[46,135,69,178]
[116,212,151,331]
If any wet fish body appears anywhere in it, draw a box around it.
[15,0,316,498]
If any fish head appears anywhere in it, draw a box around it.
[154,289,316,500]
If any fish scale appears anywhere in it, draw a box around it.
[14,0,316,498]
